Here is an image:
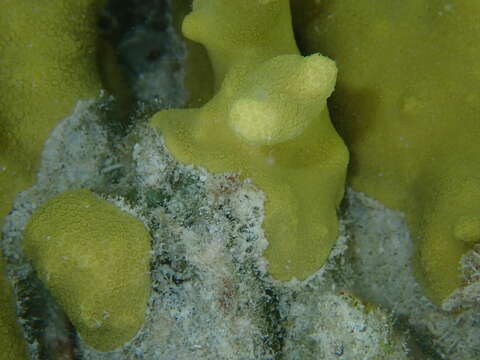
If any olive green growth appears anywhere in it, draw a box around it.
[23,189,151,352]
[0,257,27,360]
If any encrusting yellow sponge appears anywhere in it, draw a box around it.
[151,0,348,280]
[23,189,151,351]
[293,0,480,304]
[0,0,105,228]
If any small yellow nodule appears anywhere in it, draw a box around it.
[454,216,480,244]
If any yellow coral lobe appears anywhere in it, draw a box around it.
[293,0,480,303]
[151,0,348,280]
[0,257,27,360]
[24,189,151,351]
[0,0,105,227]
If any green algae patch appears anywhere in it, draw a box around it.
[23,189,151,352]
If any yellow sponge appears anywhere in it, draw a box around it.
[24,189,151,351]
[293,0,480,303]
[0,0,105,227]
[151,0,348,280]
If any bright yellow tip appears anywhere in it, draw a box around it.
[228,54,337,146]
[24,189,151,351]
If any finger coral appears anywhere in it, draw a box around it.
[151,0,349,281]
[293,0,480,304]
[0,0,105,227]
[23,189,151,351]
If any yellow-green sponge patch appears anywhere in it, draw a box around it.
[24,189,151,352]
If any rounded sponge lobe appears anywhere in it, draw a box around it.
[23,189,151,352]
[454,216,480,244]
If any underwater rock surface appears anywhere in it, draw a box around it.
[0,1,479,359]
